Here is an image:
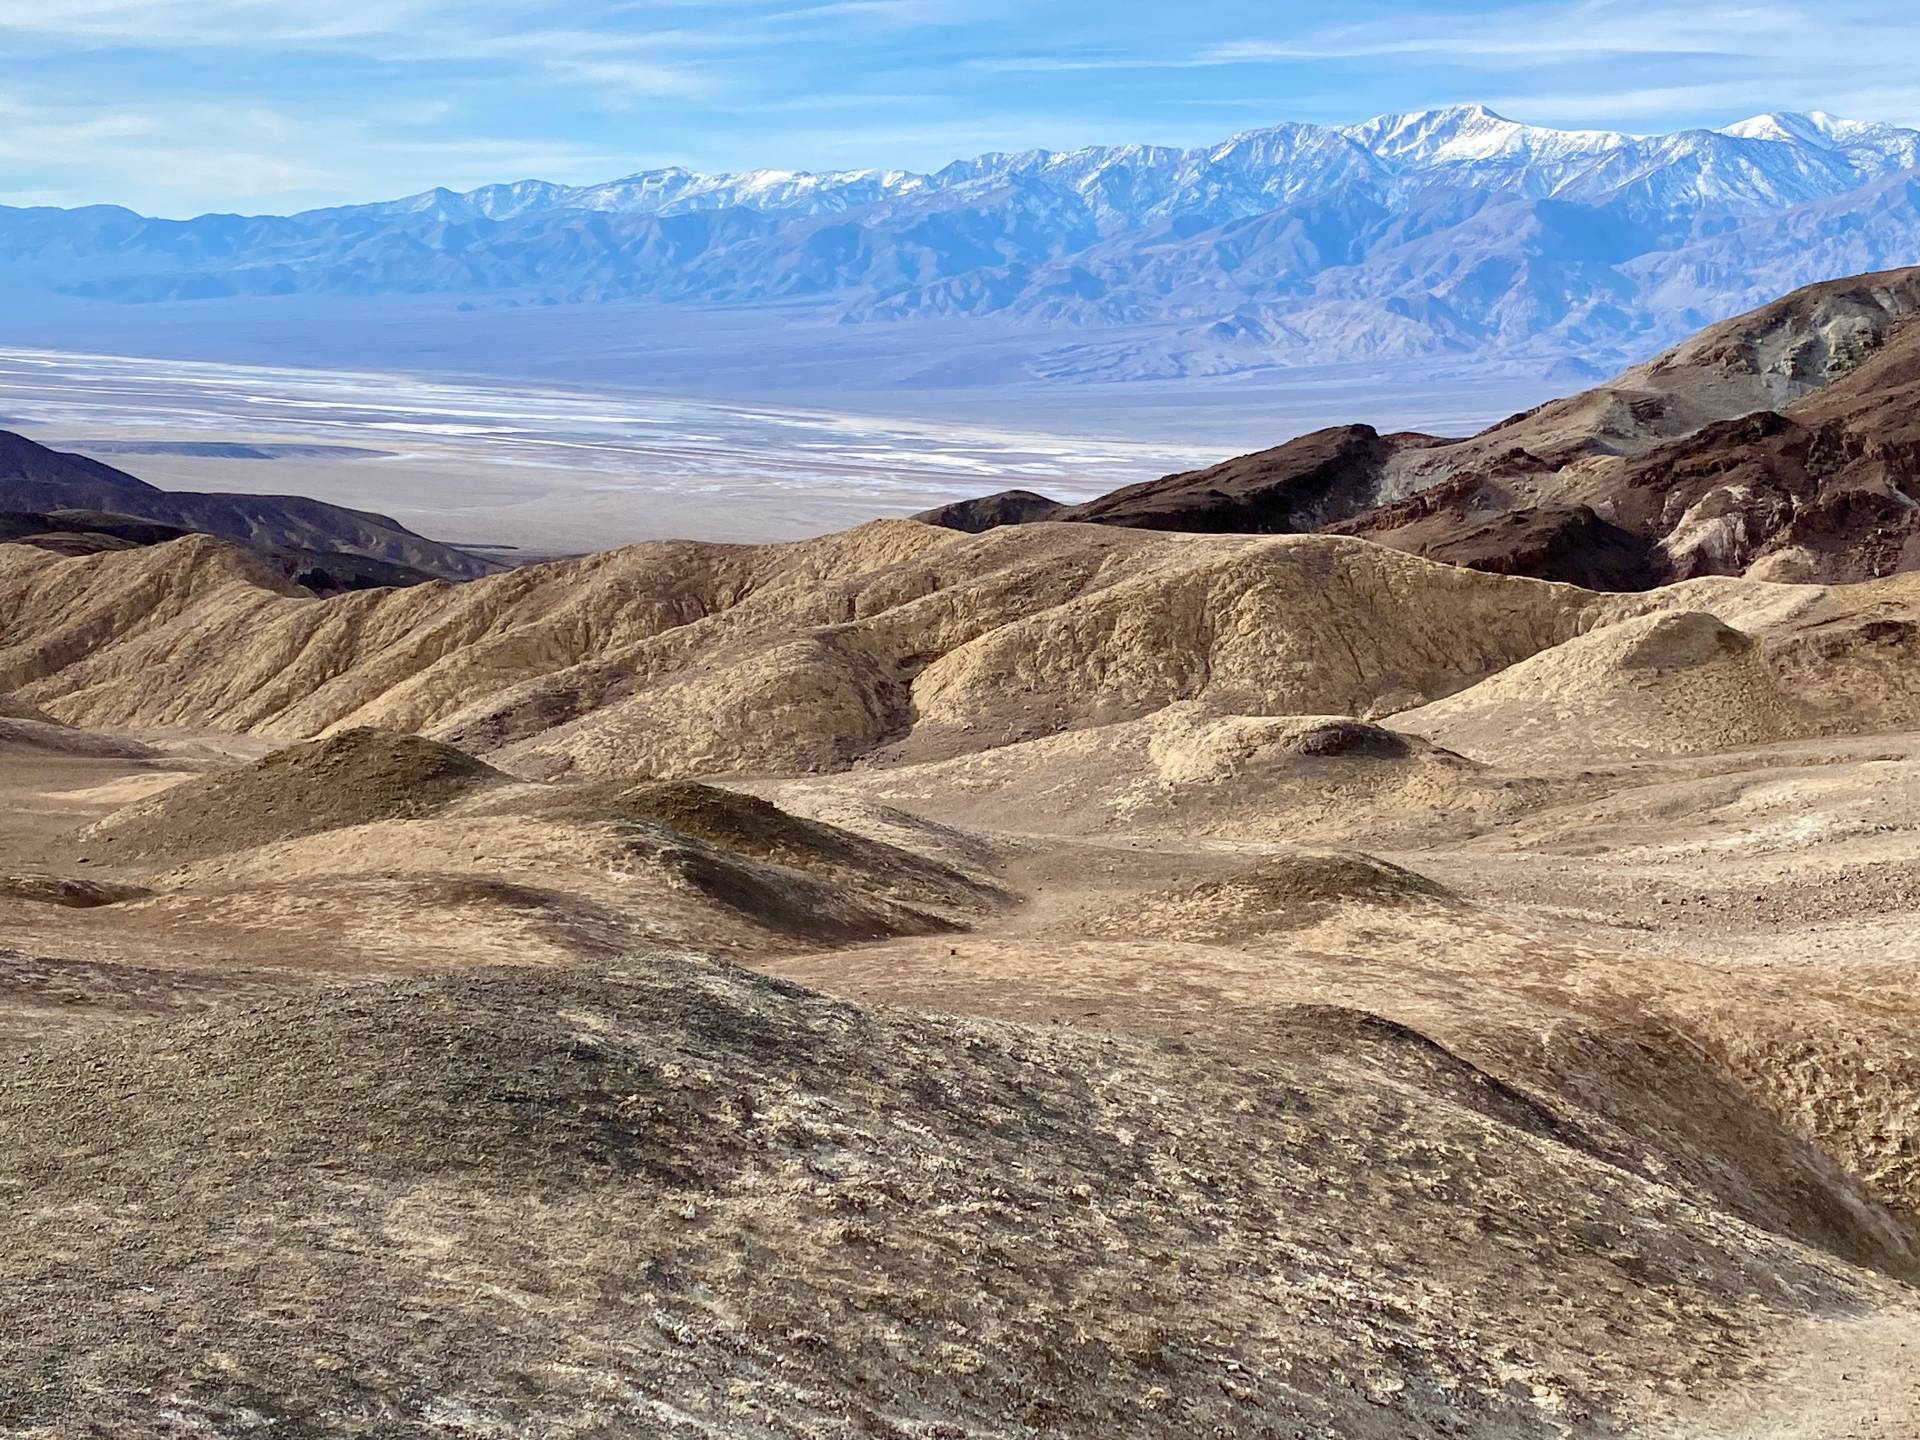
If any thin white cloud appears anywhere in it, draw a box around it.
[762,0,940,22]
[540,58,715,101]
[0,0,446,44]
[970,55,1209,73]
[0,86,626,213]
[0,1,705,99]
[1483,84,1777,124]
[980,0,1907,77]
[3,0,1919,215]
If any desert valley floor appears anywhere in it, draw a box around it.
[4,509,1920,1437]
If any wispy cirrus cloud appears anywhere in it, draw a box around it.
[1198,3,1806,63]
[0,0,1916,214]
[0,0,445,44]
[974,1,1823,73]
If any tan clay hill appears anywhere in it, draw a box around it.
[7,515,1920,781]
[6,281,1920,1436]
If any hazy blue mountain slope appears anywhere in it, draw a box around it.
[3,106,1917,379]
[1626,168,1920,323]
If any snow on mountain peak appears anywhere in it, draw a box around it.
[1721,112,1843,146]
[318,106,1920,242]
[1340,104,1630,166]
[1715,112,1920,180]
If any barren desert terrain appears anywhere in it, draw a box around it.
[6,270,1920,1436]
[5,489,1920,1435]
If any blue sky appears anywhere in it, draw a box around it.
[2,0,1918,216]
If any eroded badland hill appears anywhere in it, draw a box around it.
[7,278,1920,1437]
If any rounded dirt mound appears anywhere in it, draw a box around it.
[1088,849,1455,942]
[0,874,149,908]
[1612,609,1752,669]
[88,728,502,864]
[1392,609,1810,763]
[1197,850,1454,910]
[1272,717,1417,758]
[0,715,161,759]
[475,777,1007,926]
[0,692,53,723]
[509,779,876,868]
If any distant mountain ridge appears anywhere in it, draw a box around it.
[332,106,1920,225]
[4,106,1919,379]
[0,430,501,592]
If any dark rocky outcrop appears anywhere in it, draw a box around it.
[922,267,1920,589]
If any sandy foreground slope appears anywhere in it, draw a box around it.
[3,522,1920,1437]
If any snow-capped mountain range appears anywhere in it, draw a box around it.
[335,105,1920,225]
[4,105,1919,380]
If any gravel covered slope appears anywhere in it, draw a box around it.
[2,954,1909,1439]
